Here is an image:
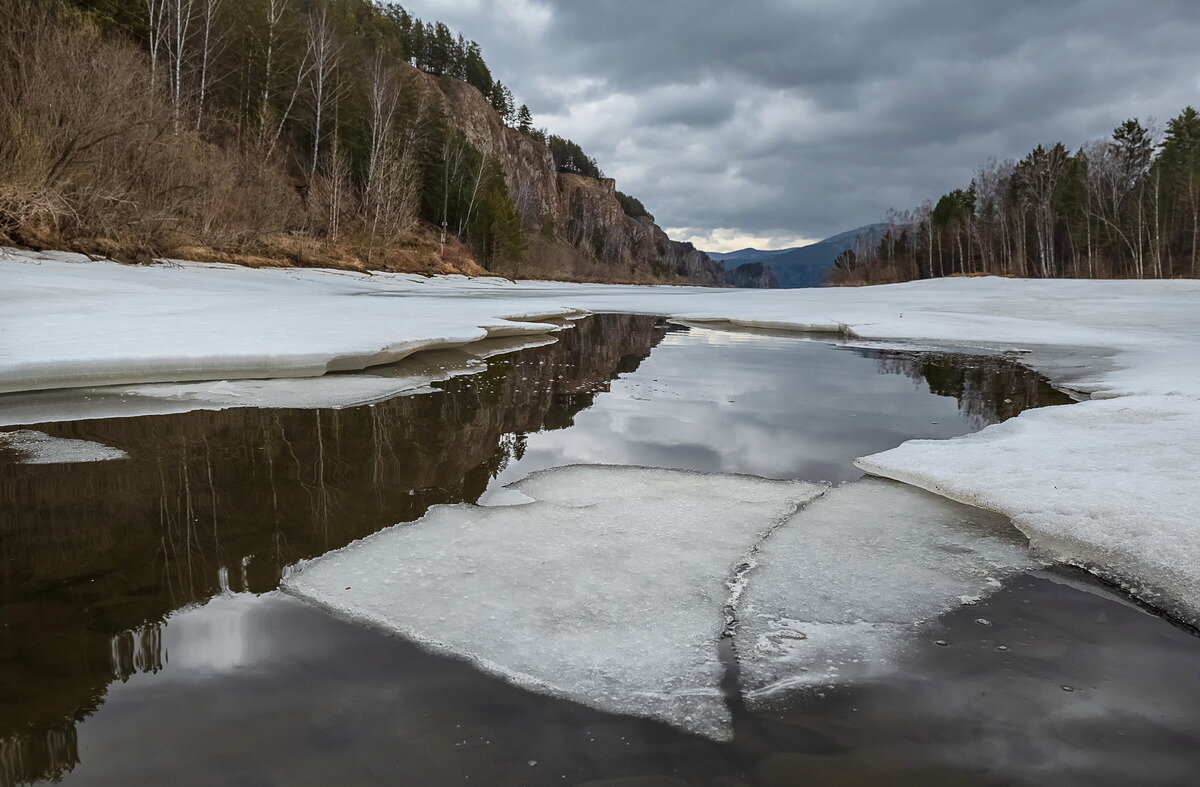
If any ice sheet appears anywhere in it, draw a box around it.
[0,429,128,464]
[0,336,558,426]
[734,478,1040,699]
[857,396,1200,626]
[8,254,1199,400]
[284,465,825,740]
[5,253,1200,632]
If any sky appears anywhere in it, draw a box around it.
[399,1,1200,252]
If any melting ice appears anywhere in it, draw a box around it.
[284,465,824,740]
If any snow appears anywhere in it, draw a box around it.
[5,254,1197,400]
[0,253,570,395]
[3,254,1200,646]
[856,396,1200,626]
[734,478,1041,699]
[0,428,128,464]
[283,465,825,740]
[0,336,558,426]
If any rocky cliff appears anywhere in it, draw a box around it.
[417,70,727,286]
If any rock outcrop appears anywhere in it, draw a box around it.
[416,70,728,286]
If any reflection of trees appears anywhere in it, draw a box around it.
[866,349,1072,428]
[0,314,666,783]
[1,724,78,786]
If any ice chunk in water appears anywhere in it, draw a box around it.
[735,478,1040,700]
[856,396,1200,627]
[284,465,825,740]
[1,429,128,464]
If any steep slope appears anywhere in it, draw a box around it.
[7,0,731,287]
[417,71,725,286]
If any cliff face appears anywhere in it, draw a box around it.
[417,70,727,286]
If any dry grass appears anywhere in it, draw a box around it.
[0,0,489,278]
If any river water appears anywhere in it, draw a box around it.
[2,315,1198,785]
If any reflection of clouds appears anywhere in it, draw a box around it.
[497,329,975,485]
[162,594,258,673]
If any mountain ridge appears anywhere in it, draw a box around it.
[706,224,885,287]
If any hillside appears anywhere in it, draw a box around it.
[708,224,883,287]
[0,0,728,286]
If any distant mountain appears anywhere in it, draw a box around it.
[707,224,885,288]
[707,247,794,262]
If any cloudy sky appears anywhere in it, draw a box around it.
[401,1,1200,251]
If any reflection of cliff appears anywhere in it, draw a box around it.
[867,350,1073,427]
[0,315,667,784]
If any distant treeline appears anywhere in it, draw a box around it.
[832,109,1200,284]
[0,0,606,270]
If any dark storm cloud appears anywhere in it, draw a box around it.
[402,0,1200,249]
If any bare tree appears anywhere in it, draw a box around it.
[193,0,224,131]
[163,0,198,126]
[256,0,287,141]
[305,8,342,182]
[364,54,401,202]
[142,0,168,88]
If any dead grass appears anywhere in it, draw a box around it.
[0,0,492,280]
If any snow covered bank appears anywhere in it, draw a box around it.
[0,252,575,395]
[284,465,824,740]
[5,252,1198,399]
[0,336,558,426]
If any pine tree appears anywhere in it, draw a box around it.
[517,104,532,133]
[463,41,491,95]
[500,85,516,124]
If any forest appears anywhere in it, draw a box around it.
[0,0,605,273]
[832,111,1200,284]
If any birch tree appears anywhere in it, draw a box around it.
[305,8,342,182]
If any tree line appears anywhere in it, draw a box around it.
[0,0,608,271]
[832,108,1200,284]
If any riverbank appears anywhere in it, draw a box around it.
[4,249,1200,641]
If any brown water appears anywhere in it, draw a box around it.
[2,315,1197,785]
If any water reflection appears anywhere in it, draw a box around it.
[488,328,1069,487]
[0,316,1070,784]
[869,348,1072,427]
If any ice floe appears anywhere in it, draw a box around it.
[733,478,1041,700]
[0,429,128,464]
[857,396,1200,626]
[284,465,825,740]
[0,336,558,426]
